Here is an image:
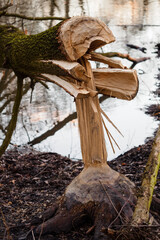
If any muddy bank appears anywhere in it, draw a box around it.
[0,138,160,240]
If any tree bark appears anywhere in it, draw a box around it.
[132,125,160,225]
[0,23,67,77]
[76,58,107,167]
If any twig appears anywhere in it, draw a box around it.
[35,165,49,177]
[21,110,31,142]
[102,117,121,153]
[108,195,132,229]
[99,180,124,224]
[31,230,36,240]
[0,207,12,240]
[108,131,121,150]
[100,52,150,64]
[0,3,13,12]
[99,52,150,69]
[35,77,49,89]
[86,225,95,234]
[116,224,160,228]
[102,117,115,153]
[101,108,123,137]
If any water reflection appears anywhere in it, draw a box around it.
[0,0,160,160]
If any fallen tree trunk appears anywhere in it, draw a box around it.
[132,125,160,225]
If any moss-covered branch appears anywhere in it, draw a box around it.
[0,22,70,78]
[0,77,23,157]
[132,125,160,225]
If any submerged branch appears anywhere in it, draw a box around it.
[28,112,77,146]
[28,96,108,146]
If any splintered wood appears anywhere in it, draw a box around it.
[58,16,115,61]
[41,74,91,99]
[40,57,138,101]
[38,16,139,166]
[87,52,125,69]
[41,60,90,82]
[94,68,138,100]
[76,58,107,167]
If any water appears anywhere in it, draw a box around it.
[0,0,160,160]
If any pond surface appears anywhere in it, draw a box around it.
[0,0,160,160]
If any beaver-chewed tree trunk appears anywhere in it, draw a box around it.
[0,17,140,239]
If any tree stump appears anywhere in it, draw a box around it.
[35,166,136,239]
[31,17,138,239]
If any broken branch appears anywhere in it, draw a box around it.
[0,77,23,157]
[93,68,139,100]
[41,60,90,83]
[132,125,160,225]
[87,52,125,69]
[101,108,123,137]
[0,12,65,21]
[101,117,115,153]
[41,73,90,98]
[100,52,150,69]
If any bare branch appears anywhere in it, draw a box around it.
[0,77,23,157]
[100,52,150,69]
[0,3,13,12]
[65,0,70,18]
[1,12,66,21]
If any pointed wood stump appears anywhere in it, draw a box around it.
[31,16,139,240]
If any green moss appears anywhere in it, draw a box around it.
[1,21,67,77]
[0,25,24,68]
[0,21,68,77]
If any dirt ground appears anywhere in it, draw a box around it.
[0,133,160,240]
